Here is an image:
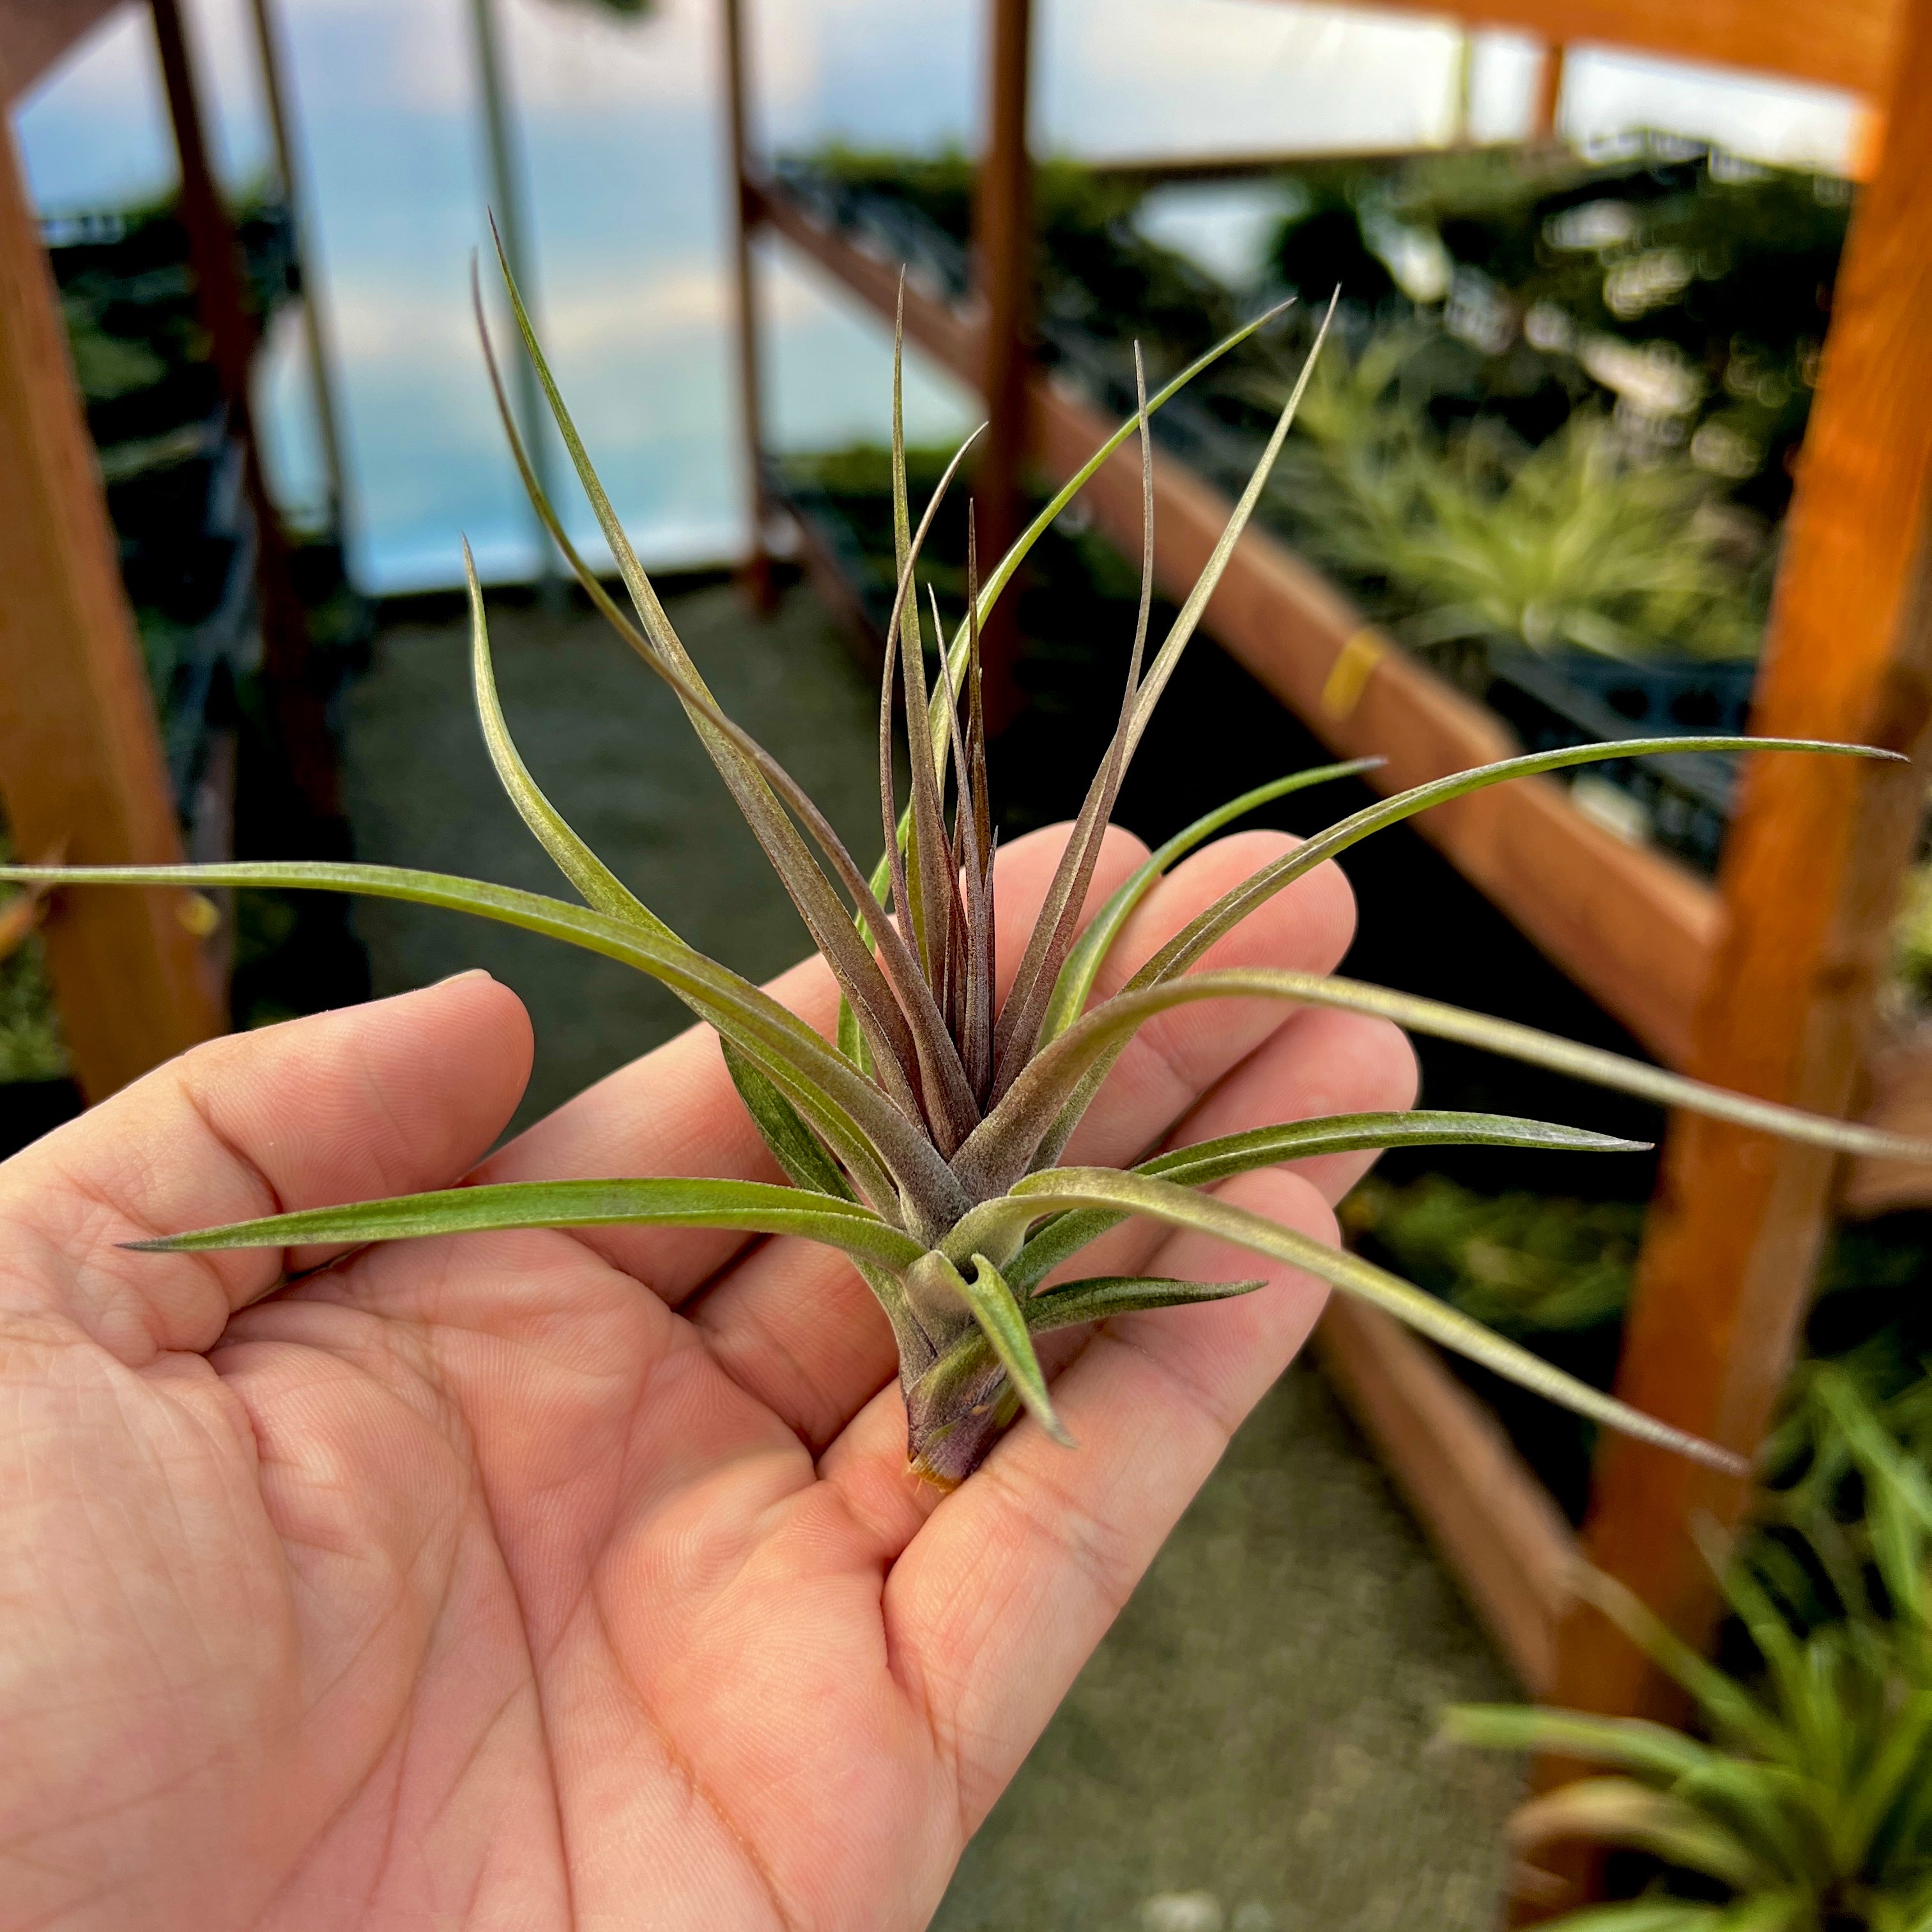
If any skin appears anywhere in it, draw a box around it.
[0,823,1413,1931]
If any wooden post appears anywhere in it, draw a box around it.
[245,0,351,536]
[1531,42,1565,142]
[971,0,1032,729]
[148,0,341,822]
[1521,1,1932,1912]
[0,121,223,1096]
[721,0,774,611]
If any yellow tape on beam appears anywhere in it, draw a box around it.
[1320,629,1388,721]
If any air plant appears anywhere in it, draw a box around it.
[4,252,1926,1489]
[1443,1369,1932,1932]
[1272,330,1761,663]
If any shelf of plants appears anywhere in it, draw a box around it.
[776,137,1844,875]
[750,136,1932,1697]
[766,428,1932,1695]
[0,195,372,1156]
[758,153,1733,1084]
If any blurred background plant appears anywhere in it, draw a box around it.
[1445,1368,1932,1932]
[1268,333,1763,667]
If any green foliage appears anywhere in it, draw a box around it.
[3,256,1919,1487]
[1271,329,1761,663]
[1890,863,1932,1011]
[1446,1370,1932,1932]
[1346,1173,1641,1335]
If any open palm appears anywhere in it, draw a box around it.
[0,824,1411,1931]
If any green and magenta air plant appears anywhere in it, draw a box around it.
[7,249,1928,1485]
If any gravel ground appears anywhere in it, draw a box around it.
[342,578,1522,1931]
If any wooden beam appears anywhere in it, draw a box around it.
[756,171,1719,1068]
[1247,0,1899,100]
[1531,41,1567,141]
[1317,1298,1579,1694]
[0,118,222,1094]
[0,0,122,102]
[721,0,773,611]
[970,0,1032,728]
[1526,0,1932,1912]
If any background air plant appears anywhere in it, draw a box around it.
[5,254,1926,1487]
[1271,330,1762,664]
[1445,1370,1932,1932]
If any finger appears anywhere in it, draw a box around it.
[0,972,532,1363]
[477,820,1153,1305]
[820,1166,1331,1832]
[692,833,1356,1451]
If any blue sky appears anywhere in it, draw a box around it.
[12,0,1860,594]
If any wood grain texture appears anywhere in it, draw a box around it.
[0,121,222,1095]
[1524,0,1932,1912]
[1316,1297,1579,1694]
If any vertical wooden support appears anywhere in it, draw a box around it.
[1521,2,1932,1912]
[721,0,774,611]
[245,0,351,535]
[971,0,1032,728]
[148,0,340,820]
[1531,42,1565,142]
[0,122,222,1096]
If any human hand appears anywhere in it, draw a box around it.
[0,823,1411,1931]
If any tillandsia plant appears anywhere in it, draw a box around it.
[8,249,1931,1487]
[1443,1370,1932,1932]
[1269,328,1762,663]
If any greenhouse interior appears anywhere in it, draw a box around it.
[3,0,1931,1928]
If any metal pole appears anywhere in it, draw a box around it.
[721,0,774,611]
[468,0,562,599]
[245,0,352,541]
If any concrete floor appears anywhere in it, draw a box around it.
[342,580,1522,1930]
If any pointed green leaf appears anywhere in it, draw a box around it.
[996,1109,1648,1292]
[1507,1779,1770,1893]
[911,1250,1073,1448]
[1119,291,1340,756]
[124,1175,924,1268]
[463,540,666,932]
[1039,758,1381,1043]
[919,293,1305,778]
[1440,1705,1738,1783]
[0,859,966,1227]
[962,965,1932,1201]
[1002,1167,1744,1471]
[1023,1273,1264,1331]
[719,1036,855,1201]
[1020,733,1909,1176]
[1136,734,1907,993]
